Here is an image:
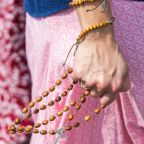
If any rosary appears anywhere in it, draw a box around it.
[8,0,115,143]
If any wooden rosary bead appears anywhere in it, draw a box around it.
[84,115,91,122]
[49,115,56,121]
[35,96,42,102]
[84,90,90,96]
[75,104,81,110]
[55,80,61,85]
[42,120,48,125]
[29,101,35,108]
[68,84,73,91]
[48,101,55,106]
[94,106,101,114]
[73,122,80,128]
[34,123,41,128]
[49,86,55,92]
[33,129,39,134]
[57,110,63,116]
[40,130,47,135]
[67,67,73,73]
[17,126,24,133]
[8,125,16,132]
[49,130,56,135]
[63,106,69,112]
[10,130,16,134]
[80,97,86,103]
[42,91,49,97]
[33,109,39,114]
[22,107,28,113]
[66,126,72,131]
[55,96,61,102]
[61,73,67,79]
[25,125,33,133]
[40,105,46,110]
[68,114,74,121]
[62,91,67,97]
[70,101,76,106]
[73,79,78,84]
[15,118,21,125]
[25,112,32,119]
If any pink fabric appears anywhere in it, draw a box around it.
[26,1,144,144]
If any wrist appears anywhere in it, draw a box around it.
[84,25,115,42]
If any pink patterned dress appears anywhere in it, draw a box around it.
[25,1,144,144]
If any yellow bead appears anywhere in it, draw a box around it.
[33,129,39,134]
[35,96,42,102]
[63,106,69,112]
[40,105,46,110]
[25,125,33,133]
[29,101,35,107]
[62,91,67,97]
[15,118,21,125]
[84,115,91,121]
[66,126,72,131]
[67,67,73,73]
[49,86,55,92]
[17,126,24,133]
[55,80,61,85]
[61,73,67,79]
[70,101,76,106]
[34,123,41,128]
[57,110,63,116]
[48,101,55,106]
[68,114,74,121]
[42,120,48,125]
[49,115,56,121]
[94,106,101,114]
[73,122,80,128]
[22,107,28,113]
[49,130,56,135]
[40,130,47,135]
[42,91,49,97]
[75,104,81,110]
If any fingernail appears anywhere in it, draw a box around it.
[101,104,107,109]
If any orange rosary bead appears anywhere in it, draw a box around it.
[68,114,74,121]
[62,91,67,97]
[49,86,55,92]
[61,73,67,79]
[40,105,46,110]
[40,130,47,135]
[33,129,39,134]
[70,101,76,106]
[35,96,42,102]
[48,101,55,106]
[15,118,21,125]
[66,126,72,131]
[63,106,69,112]
[55,79,61,85]
[42,91,49,97]
[33,109,39,114]
[29,101,35,108]
[84,115,91,122]
[42,120,48,125]
[73,122,80,128]
[49,130,56,135]
[94,106,101,114]
[57,110,63,116]
[67,67,73,73]
[22,107,28,113]
[49,115,56,121]
[34,123,41,128]
[17,126,25,133]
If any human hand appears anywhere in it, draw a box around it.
[72,26,131,108]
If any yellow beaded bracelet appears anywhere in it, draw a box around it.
[69,0,97,7]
